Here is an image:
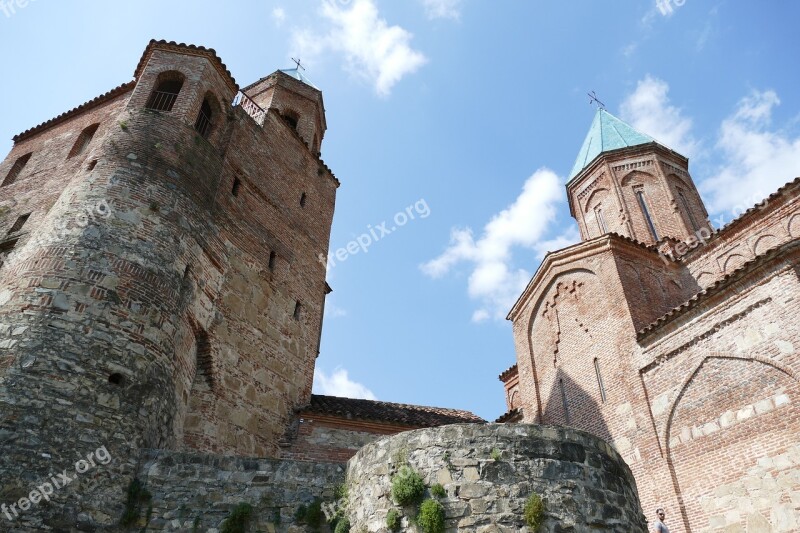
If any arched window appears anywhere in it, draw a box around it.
[635,189,660,241]
[68,123,100,159]
[282,110,299,131]
[2,152,32,187]
[194,97,214,139]
[146,72,184,112]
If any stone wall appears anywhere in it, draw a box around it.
[136,450,345,531]
[345,423,647,532]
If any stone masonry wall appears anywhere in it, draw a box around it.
[136,450,345,532]
[346,423,647,532]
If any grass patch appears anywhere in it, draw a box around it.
[524,494,545,531]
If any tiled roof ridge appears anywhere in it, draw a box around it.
[498,364,518,381]
[637,239,800,339]
[303,394,485,426]
[134,39,237,91]
[12,82,135,143]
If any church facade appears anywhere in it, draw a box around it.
[501,109,800,532]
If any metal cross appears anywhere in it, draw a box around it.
[291,57,306,71]
[587,91,606,110]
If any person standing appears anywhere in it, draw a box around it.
[654,508,670,533]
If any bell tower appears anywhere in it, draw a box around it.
[566,109,711,245]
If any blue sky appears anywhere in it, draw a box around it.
[2,1,800,421]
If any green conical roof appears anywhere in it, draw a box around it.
[569,109,654,180]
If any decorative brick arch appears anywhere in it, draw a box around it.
[786,212,800,238]
[752,233,780,256]
[663,353,799,531]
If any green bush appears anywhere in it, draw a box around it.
[306,499,323,528]
[417,499,445,533]
[334,517,351,533]
[220,503,254,533]
[386,508,401,531]
[523,494,545,531]
[120,478,152,526]
[430,483,446,498]
[490,447,502,461]
[391,469,425,506]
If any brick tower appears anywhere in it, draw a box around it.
[0,40,338,528]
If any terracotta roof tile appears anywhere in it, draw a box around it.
[12,82,135,143]
[302,394,485,427]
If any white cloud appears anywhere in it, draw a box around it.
[292,0,427,97]
[620,77,800,218]
[701,90,800,214]
[313,368,377,400]
[325,303,348,319]
[620,75,699,158]
[272,7,286,26]
[421,169,570,320]
[421,0,462,20]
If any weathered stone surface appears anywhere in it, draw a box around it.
[345,424,647,532]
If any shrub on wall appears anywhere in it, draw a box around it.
[220,503,253,533]
[391,468,425,506]
[430,483,446,498]
[524,494,545,531]
[334,517,351,533]
[386,508,401,531]
[417,499,445,533]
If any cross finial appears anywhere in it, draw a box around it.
[291,57,306,71]
[587,91,606,110]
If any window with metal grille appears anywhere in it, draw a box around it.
[268,251,277,271]
[300,192,307,207]
[7,213,30,235]
[146,76,184,112]
[68,124,99,159]
[194,98,213,138]
[2,153,32,187]
[232,177,241,197]
[636,189,660,241]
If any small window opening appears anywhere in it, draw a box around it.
[146,77,184,112]
[268,251,277,271]
[108,373,125,386]
[293,300,302,320]
[87,160,98,171]
[7,213,30,235]
[595,206,608,234]
[2,152,32,187]
[232,177,241,197]
[0,239,18,269]
[678,189,700,232]
[300,192,307,207]
[282,111,299,131]
[636,189,660,241]
[559,378,570,424]
[194,98,213,139]
[594,358,607,403]
[68,124,100,159]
